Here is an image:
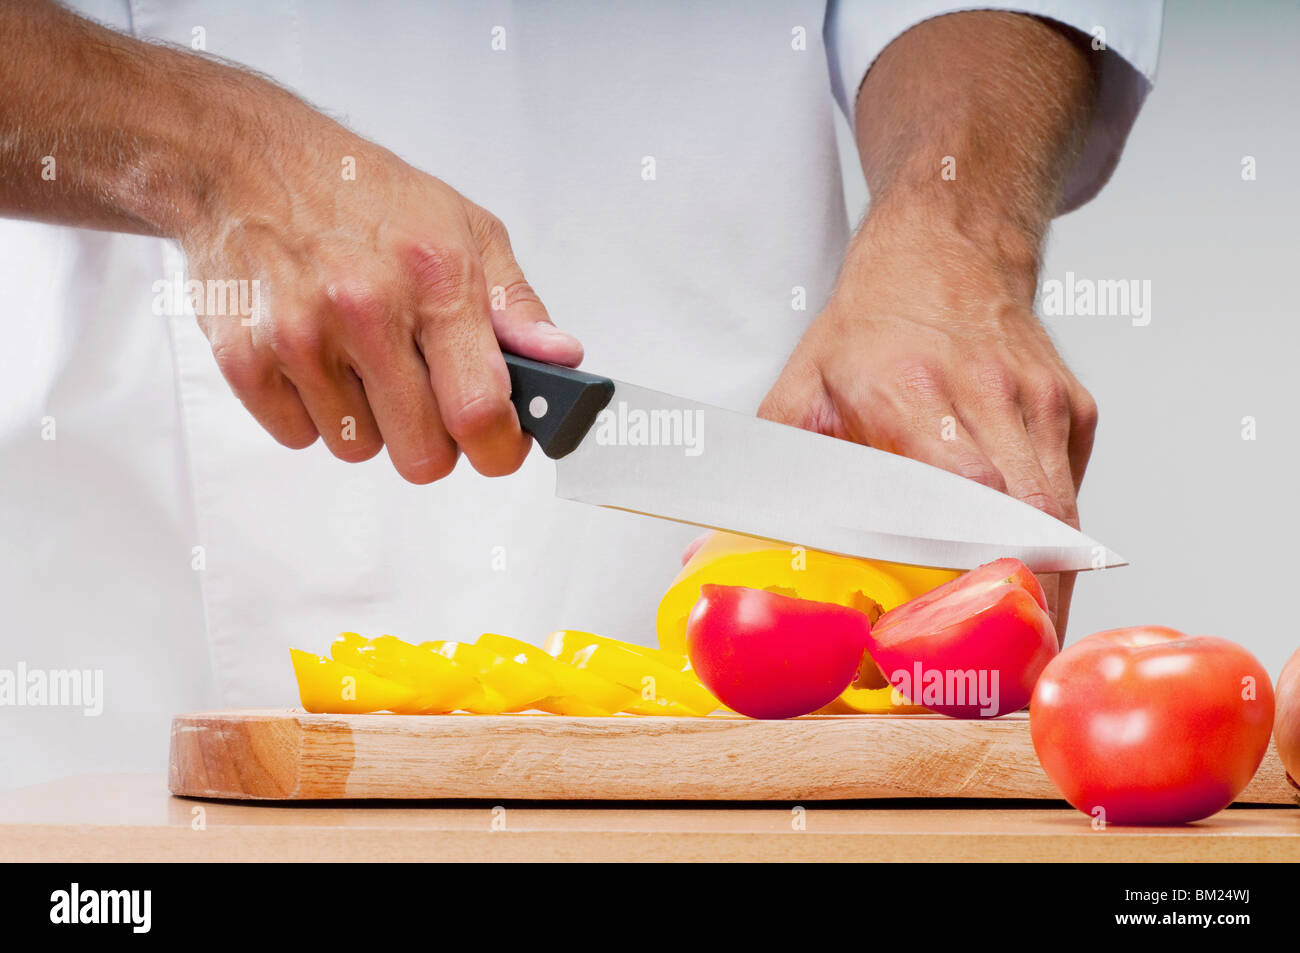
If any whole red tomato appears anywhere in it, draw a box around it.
[686,584,871,719]
[862,558,1057,718]
[1031,627,1275,825]
[1274,647,1300,792]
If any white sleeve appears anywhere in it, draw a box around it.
[825,0,1164,213]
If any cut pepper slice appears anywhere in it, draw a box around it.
[422,639,557,713]
[290,648,419,714]
[476,633,638,716]
[330,633,479,713]
[544,629,718,716]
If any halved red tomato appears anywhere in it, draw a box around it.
[685,584,872,719]
[862,558,1057,718]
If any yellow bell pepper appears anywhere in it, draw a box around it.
[422,639,557,713]
[476,633,638,716]
[655,531,958,713]
[329,633,480,714]
[290,648,420,714]
[544,629,718,716]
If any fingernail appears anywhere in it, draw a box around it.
[536,323,584,358]
[537,322,579,343]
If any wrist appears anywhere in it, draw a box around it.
[846,192,1043,307]
[144,58,359,250]
[159,71,309,247]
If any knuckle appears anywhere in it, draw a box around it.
[325,278,391,333]
[891,361,944,403]
[265,316,323,366]
[1027,373,1070,417]
[490,279,542,313]
[442,391,513,444]
[1057,495,1081,527]
[1072,390,1100,433]
[477,211,511,250]
[210,338,269,396]
[955,457,1005,492]
[405,241,479,312]
[758,389,808,430]
[1016,487,1066,520]
[969,363,1019,404]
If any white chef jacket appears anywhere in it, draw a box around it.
[0,1,1161,788]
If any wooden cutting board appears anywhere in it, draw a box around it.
[168,708,1297,803]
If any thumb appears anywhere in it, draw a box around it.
[468,205,584,367]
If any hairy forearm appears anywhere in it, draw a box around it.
[851,11,1098,286]
[0,0,325,240]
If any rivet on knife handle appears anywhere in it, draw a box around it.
[504,353,615,459]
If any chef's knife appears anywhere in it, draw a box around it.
[504,354,1124,572]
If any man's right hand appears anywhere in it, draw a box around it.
[0,0,581,483]
[187,130,582,483]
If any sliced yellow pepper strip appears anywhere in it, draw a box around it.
[476,633,638,716]
[544,630,718,716]
[330,633,479,714]
[290,648,419,714]
[422,639,557,713]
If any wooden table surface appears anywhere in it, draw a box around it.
[1,774,1296,862]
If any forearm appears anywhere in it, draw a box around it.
[851,11,1098,287]
[0,0,326,240]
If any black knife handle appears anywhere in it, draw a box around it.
[504,353,615,459]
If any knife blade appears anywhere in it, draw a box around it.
[504,354,1125,572]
